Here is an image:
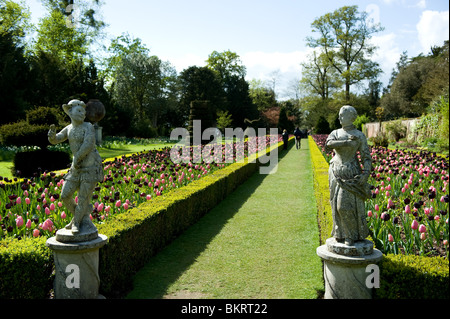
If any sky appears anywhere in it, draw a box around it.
[26,0,449,100]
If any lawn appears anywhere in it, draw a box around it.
[126,140,324,299]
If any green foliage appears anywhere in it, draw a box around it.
[385,119,407,142]
[314,115,330,134]
[370,132,389,147]
[0,121,48,148]
[12,149,71,177]
[375,254,449,299]
[26,106,59,126]
[353,114,370,131]
[0,236,53,299]
[308,136,333,244]
[216,110,232,132]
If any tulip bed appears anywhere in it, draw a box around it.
[311,134,449,259]
[0,135,282,241]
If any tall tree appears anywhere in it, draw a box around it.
[0,0,33,47]
[206,50,246,84]
[300,50,342,100]
[306,5,383,101]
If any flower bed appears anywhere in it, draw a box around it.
[0,136,287,298]
[0,136,281,240]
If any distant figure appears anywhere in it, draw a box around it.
[48,99,103,235]
[294,127,302,149]
[282,129,289,150]
[325,105,372,246]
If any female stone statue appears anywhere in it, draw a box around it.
[325,105,372,246]
[48,99,103,236]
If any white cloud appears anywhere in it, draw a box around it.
[416,10,449,53]
[369,33,402,85]
[169,53,206,73]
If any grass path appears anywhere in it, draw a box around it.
[126,140,324,299]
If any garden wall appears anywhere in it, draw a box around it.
[308,136,449,299]
[363,118,417,140]
[0,138,293,299]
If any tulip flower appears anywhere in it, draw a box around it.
[418,224,426,233]
[61,211,66,219]
[32,229,40,237]
[25,197,31,205]
[388,234,394,243]
[367,210,373,217]
[26,219,32,228]
[16,216,24,227]
[405,204,411,214]
[411,219,419,230]
[420,233,426,240]
[115,200,121,208]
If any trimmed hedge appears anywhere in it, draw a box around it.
[0,138,291,299]
[0,237,53,299]
[308,136,449,299]
[308,136,332,245]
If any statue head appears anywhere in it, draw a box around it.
[339,105,358,127]
[62,99,86,123]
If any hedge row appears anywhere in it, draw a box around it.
[308,136,449,299]
[0,138,291,299]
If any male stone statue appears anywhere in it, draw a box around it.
[48,99,103,237]
[325,105,372,246]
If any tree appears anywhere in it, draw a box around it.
[0,30,31,123]
[249,79,277,112]
[216,110,232,133]
[0,0,33,47]
[178,66,225,127]
[206,50,246,84]
[307,5,383,101]
[300,50,342,100]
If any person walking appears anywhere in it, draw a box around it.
[282,129,289,150]
[294,127,302,149]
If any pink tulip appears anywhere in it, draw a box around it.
[105,206,111,213]
[32,229,40,237]
[58,201,63,208]
[61,211,66,219]
[97,203,104,212]
[444,240,448,246]
[374,204,380,211]
[367,210,373,217]
[25,197,31,205]
[411,219,419,230]
[123,203,129,210]
[388,234,394,243]
[387,198,394,209]
[50,203,55,211]
[15,216,24,227]
[405,205,411,214]
[146,194,151,201]
[434,215,440,222]
[115,200,121,208]
[16,197,21,205]
[418,224,426,233]
[26,219,31,229]
[420,233,426,240]
[45,207,50,215]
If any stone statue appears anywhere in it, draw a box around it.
[48,99,103,241]
[325,105,372,246]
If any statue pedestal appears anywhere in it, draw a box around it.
[316,238,382,299]
[46,234,107,299]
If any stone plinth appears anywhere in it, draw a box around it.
[317,238,382,299]
[46,234,107,299]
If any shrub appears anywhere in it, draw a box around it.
[0,237,53,299]
[370,133,389,147]
[12,149,72,177]
[375,254,449,299]
[26,107,59,126]
[0,121,49,148]
[385,119,407,142]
